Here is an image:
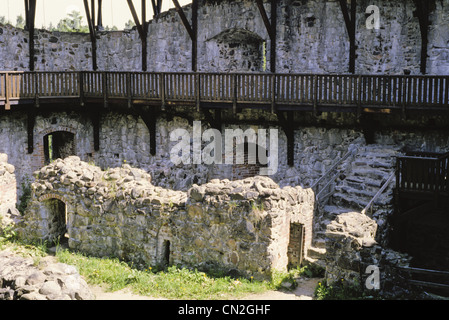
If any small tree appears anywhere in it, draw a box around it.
[124,19,136,30]
[16,14,26,29]
[55,10,89,33]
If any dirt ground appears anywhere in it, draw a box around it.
[90,277,322,300]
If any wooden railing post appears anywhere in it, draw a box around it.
[357,75,362,117]
[271,74,276,114]
[4,73,10,110]
[79,71,85,106]
[160,72,166,110]
[195,73,200,112]
[232,74,237,114]
[102,72,108,108]
[313,75,318,116]
[126,72,132,108]
[34,72,39,108]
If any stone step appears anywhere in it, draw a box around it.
[331,192,368,210]
[312,237,327,249]
[334,185,376,199]
[352,168,393,181]
[320,205,352,221]
[307,246,327,260]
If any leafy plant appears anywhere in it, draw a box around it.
[16,179,32,215]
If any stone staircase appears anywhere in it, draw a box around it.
[307,144,400,265]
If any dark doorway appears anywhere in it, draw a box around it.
[44,131,75,164]
[287,223,305,269]
[162,240,171,267]
[44,198,68,242]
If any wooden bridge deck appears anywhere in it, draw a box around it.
[1,71,448,113]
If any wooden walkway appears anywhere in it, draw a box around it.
[1,71,449,113]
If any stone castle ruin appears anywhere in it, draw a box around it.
[1,0,449,297]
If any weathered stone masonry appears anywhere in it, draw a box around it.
[16,156,314,277]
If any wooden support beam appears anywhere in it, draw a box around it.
[83,0,98,70]
[172,0,195,41]
[339,0,357,74]
[25,0,37,71]
[415,0,431,75]
[191,0,198,72]
[142,0,148,72]
[172,0,197,71]
[27,111,36,154]
[97,0,103,29]
[91,0,96,29]
[256,0,277,73]
[127,0,148,71]
[136,106,159,156]
[270,0,277,73]
[91,112,101,151]
[151,0,158,17]
[277,111,295,166]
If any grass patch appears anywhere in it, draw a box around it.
[55,249,323,300]
[55,249,278,300]
[314,279,381,300]
[0,237,322,300]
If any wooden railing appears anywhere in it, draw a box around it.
[396,151,449,195]
[312,145,358,202]
[1,71,449,111]
[361,172,395,215]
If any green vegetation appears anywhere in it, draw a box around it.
[314,279,380,300]
[55,249,322,300]
[0,236,325,300]
[16,179,32,215]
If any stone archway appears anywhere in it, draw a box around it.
[38,194,69,243]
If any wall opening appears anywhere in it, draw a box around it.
[162,240,171,267]
[44,198,68,243]
[206,28,266,72]
[43,131,75,164]
[232,141,268,180]
[287,223,305,269]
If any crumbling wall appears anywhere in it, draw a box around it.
[0,154,17,228]
[18,156,314,278]
[325,211,414,298]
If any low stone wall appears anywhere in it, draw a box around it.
[0,154,17,229]
[17,156,314,278]
[324,212,414,298]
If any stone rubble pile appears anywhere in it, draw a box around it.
[324,211,415,298]
[0,250,94,300]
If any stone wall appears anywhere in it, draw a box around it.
[17,156,314,278]
[1,0,448,74]
[0,154,16,228]
[324,211,415,298]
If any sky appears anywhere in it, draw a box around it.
[0,0,192,30]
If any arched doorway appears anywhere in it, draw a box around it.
[43,131,75,164]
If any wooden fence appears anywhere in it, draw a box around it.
[1,71,449,111]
